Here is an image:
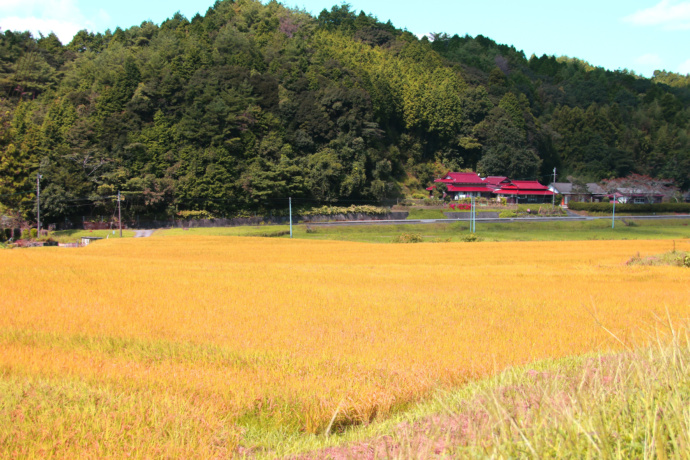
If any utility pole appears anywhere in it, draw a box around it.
[118,191,122,237]
[612,195,616,229]
[552,167,557,207]
[289,197,293,238]
[36,172,42,235]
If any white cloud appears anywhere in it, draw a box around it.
[0,0,90,43]
[678,58,690,74]
[623,0,690,30]
[0,16,82,43]
[635,53,663,67]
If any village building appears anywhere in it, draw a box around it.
[548,182,606,206]
[549,181,669,205]
[427,172,554,203]
[612,187,664,204]
[492,180,555,204]
[427,172,492,199]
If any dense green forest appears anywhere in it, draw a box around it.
[1,0,688,225]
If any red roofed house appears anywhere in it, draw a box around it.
[427,172,554,203]
[492,180,554,204]
[426,172,493,199]
[484,176,511,191]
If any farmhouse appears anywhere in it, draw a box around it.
[548,182,606,205]
[427,172,554,203]
[428,172,491,198]
[549,180,669,205]
[492,180,555,204]
[612,187,664,204]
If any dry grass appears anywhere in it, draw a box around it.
[1,237,689,457]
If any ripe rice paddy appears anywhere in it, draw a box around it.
[1,236,689,457]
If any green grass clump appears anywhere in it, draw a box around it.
[406,208,448,219]
[391,232,424,243]
[278,325,690,459]
[626,250,690,267]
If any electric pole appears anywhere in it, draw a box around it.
[552,167,557,207]
[118,191,122,237]
[36,172,42,235]
[289,197,293,238]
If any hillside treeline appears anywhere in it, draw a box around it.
[1,0,688,224]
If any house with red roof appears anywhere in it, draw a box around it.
[427,172,554,203]
[426,172,492,199]
[492,180,555,204]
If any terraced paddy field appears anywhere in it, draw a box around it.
[1,237,689,458]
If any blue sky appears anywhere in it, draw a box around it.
[1,0,689,77]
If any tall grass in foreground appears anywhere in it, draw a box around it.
[294,323,690,459]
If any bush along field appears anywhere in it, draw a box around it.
[1,237,689,457]
[569,202,690,214]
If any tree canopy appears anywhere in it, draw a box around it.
[1,0,688,225]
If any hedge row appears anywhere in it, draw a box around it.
[300,205,388,217]
[568,202,690,213]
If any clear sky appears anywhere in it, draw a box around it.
[1,0,689,77]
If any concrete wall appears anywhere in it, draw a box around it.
[443,212,499,219]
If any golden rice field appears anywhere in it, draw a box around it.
[1,236,689,458]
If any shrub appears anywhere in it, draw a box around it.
[30,228,38,239]
[177,210,215,220]
[301,205,388,217]
[251,230,290,238]
[499,211,517,218]
[392,232,424,243]
[568,202,690,213]
[0,228,5,243]
[537,206,565,216]
[459,234,481,242]
[4,228,11,240]
[21,229,30,240]
[422,198,446,206]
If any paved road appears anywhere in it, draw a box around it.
[306,214,690,227]
[134,230,155,237]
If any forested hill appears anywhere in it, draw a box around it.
[1,0,689,224]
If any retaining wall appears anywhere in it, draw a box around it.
[443,212,500,219]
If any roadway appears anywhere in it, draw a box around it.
[306,214,690,227]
